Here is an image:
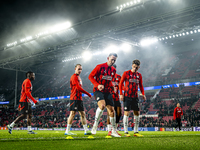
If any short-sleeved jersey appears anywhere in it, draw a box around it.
[19,79,37,104]
[88,62,116,93]
[173,107,183,120]
[112,74,121,101]
[119,70,144,98]
[70,73,91,100]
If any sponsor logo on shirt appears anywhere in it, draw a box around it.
[102,75,112,81]
[129,79,139,83]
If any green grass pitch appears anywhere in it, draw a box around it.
[0,130,200,150]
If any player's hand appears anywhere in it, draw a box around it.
[120,95,124,101]
[35,101,39,105]
[98,84,104,91]
[17,107,20,111]
[88,94,92,99]
[114,87,118,93]
[142,95,146,102]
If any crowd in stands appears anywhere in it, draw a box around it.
[1,85,200,129]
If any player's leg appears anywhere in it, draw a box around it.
[105,93,120,137]
[79,111,91,135]
[107,110,112,136]
[65,100,77,135]
[65,110,76,135]
[133,110,143,137]
[115,106,122,135]
[7,114,26,134]
[124,111,130,136]
[133,98,143,137]
[106,105,120,137]
[178,118,182,131]
[27,113,36,134]
[91,100,105,134]
[7,102,27,134]
[123,97,131,137]
[91,91,106,134]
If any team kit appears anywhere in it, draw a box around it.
[7,53,147,137]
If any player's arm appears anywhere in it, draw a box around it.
[73,76,91,98]
[119,72,126,101]
[181,108,183,116]
[173,108,177,120]
[25,80,38,104]
[139,74,146,101]
[88,65,104,91]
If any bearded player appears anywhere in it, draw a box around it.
[88,53,120,137]
[7,71,39,134]
[65,64,92,135]
[107,64,122,136]
[119,60,146,137]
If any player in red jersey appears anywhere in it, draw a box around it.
[107,64,122,136]
[173,103,183,131]
[7,71,39,134]
[119,60,146,137]
[88,53,120,137]
[65,64,92,135]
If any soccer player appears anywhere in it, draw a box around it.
[107,64,122,136]
[7,71,39,134]
[88,53,120,137]
[65,64,92,135]
[119,59,146,137]
[173,103,183,132]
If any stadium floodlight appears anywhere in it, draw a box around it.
[134,0,137,4]
[117,6,119,9]
[51,22,71,33]
[26,36,32,41]
[173,35,175,38]
[169,36,172,38]
[137,0,140,2]
[82,51,92,61]
[20,38,26,42]
[186,32,189,35]
[179,33,182,36]
[7,41,17,47]
[176,34,179,37]
[190,31,193,34]
[165,37,168,40]
[130,1,133,5]
[121,43,131,52]
[140,38,158,47]
[127,2,130,6]
[182,33,185,36]
[159,38,161,41]
[198,29,200,32]
[162,38,165,40]
[194,30,197,33]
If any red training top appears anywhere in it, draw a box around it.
[88,62,116,93]
[173,107,183,120]
[19,79,37,104]
[119,70,144,98]
[70,73,91,100]
[112,73,121,101]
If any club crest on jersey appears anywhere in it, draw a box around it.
[97,97,100,100]
[112,72,114,75]
[137,76,139,78]
[124,107,127,110]
[116,78,118,80]
[74,107,77,110]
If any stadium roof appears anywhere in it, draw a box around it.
[0,0,200,76]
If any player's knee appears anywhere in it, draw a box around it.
[99,105,105,110]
